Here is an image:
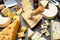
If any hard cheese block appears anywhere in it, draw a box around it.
[1,7,11,16]
[22,11,42,29]
[51,20,60,40]
[0,16,20,40]
[40,1,48,7]
[0,17,11,28]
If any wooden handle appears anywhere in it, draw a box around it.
[29,6,44,19]
[32,6,44,15]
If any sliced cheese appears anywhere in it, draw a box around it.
[40,1,48,7]
[39,37,47,40]
[42,3,58,19]
[31,31,40,40]
[22,11,42,29]
[0,16,20,40]
[1,7,11,16]
[0,17,11,28]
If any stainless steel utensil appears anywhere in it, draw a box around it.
[4,0,17,7]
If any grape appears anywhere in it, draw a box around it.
[57,13,60,19]
[33,0,38,3]
[0,0,4,4]
[33,3,38,9]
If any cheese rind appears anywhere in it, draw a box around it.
[1,7,11,16]
[0,17,11,28]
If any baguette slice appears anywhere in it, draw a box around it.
[28,28,34,38]
[40,1,48,7]
[0,17,11,28]
[1,7,11,16]
[0,16,20,40]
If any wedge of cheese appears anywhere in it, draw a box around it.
[22,11,42,29]
[40,1,48,7]
[28,28,34,38]
[42,3,58,19]
[1,7,11,16]
[0,16,20,40]
[51,20,60,40]
[0,17,11,28]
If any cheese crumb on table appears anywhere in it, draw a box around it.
[18,32,25,38]
[20,26,27,33]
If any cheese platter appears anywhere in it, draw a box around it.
[0,0,60,40]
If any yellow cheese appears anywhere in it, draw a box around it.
[20,26,27,33]
[7,12,16,18]
[1,7,11,16]
[0,16,20,40]
[16,8,22,15]
[18,32,25,38]
[0,17,11,28]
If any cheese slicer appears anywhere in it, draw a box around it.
[4,0,17,7]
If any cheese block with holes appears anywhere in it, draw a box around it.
[22,11,42,29]
[40,1,48,7]
[0,16,20,40]
[42,3,58,19]
[0,17,11,28]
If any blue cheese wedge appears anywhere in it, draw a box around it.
[51,20,60,40]
[31,31,40,40]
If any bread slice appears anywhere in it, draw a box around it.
[0,16,20,40]
[28,28,34,38]
[51,20,60,40]
[0,17,11,28]
[42,3,58,19]
[40,1,48,7]
[22,11,42,29]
